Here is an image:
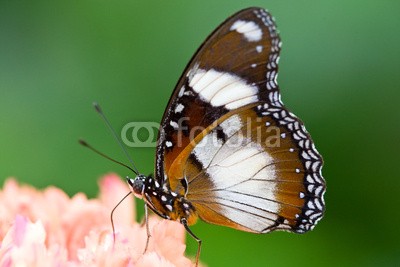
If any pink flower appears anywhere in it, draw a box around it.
[0,174,196,266]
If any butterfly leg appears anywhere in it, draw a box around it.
[142,201,171,254]
[181,218,202,267]
[110,191,132,247]
[143,203,151,254]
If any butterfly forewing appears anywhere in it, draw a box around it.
[156,8,280,184]
[154,7,325,234]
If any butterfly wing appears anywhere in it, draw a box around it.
[185,106,325,233]
[155,7,325,233]
[156,7,280,184]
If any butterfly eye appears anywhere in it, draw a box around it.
[126,176,145,197]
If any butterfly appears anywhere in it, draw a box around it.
[103,7,325,266]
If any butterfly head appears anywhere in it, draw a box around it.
[126,174,147,199]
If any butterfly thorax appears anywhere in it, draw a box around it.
[127,175,198,225]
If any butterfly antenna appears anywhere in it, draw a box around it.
[79,139,138,175]
[93,102,140,175]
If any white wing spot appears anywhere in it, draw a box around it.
[256,45,263,53]
[174,103,184,113]
[170,121,179,129]
[230,20,262,42]
[188,68,259,110]
[166,141,173,148]
[178,86,185,97]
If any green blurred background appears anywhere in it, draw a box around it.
[1,0,399,266]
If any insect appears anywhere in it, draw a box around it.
[83,7,326,266]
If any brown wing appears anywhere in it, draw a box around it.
[155,8,281,187]
[184,105,325,233]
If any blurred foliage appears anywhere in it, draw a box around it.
[1,0,399,266]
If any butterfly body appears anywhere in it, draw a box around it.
[128,175,198,225]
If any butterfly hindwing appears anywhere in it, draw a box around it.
[184,105,325,233]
